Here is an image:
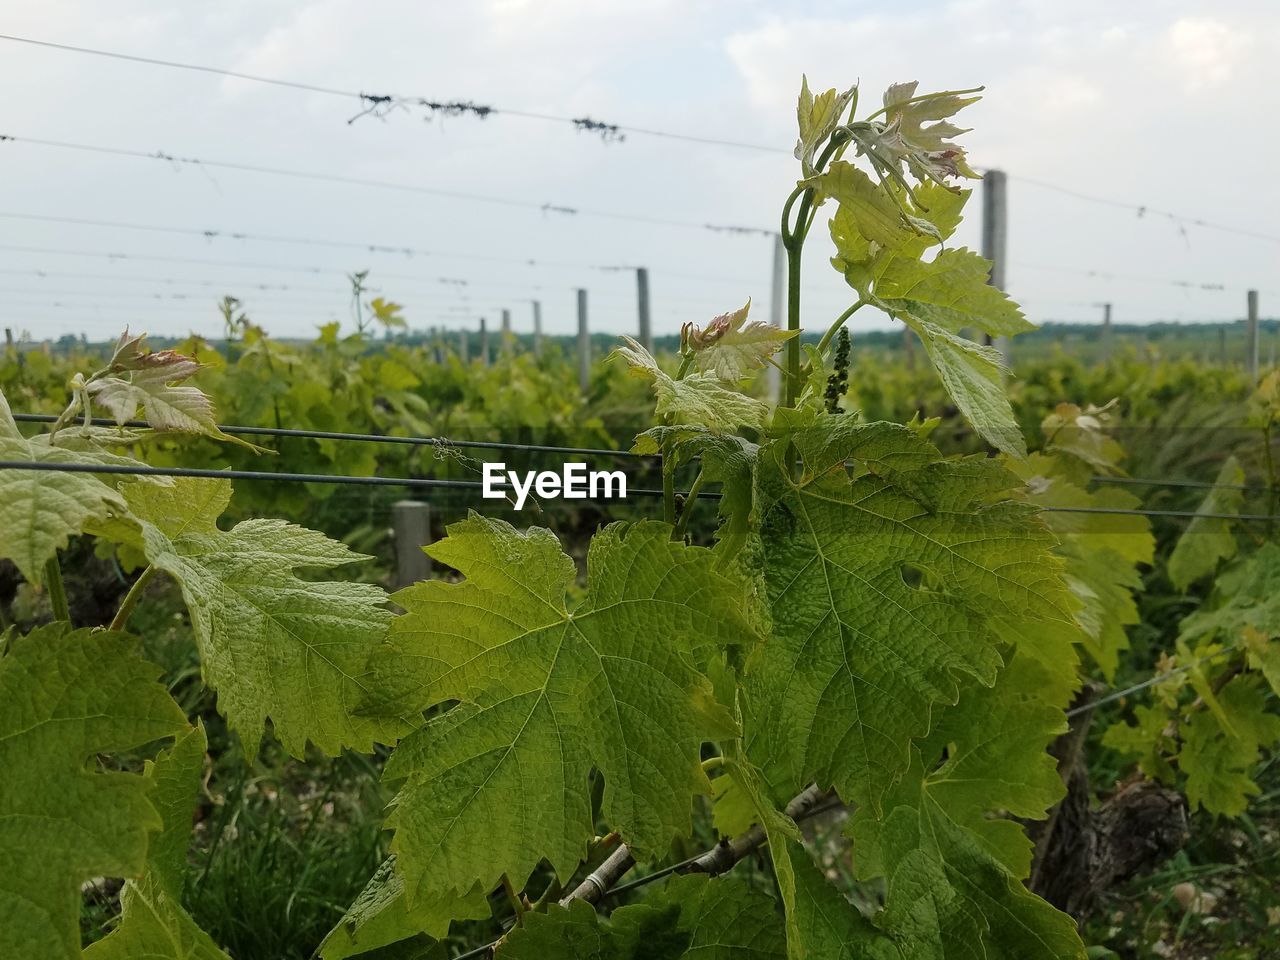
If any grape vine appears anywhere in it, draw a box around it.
[8,74,1272,960]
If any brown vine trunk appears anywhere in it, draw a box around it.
[1028,685,1189,920]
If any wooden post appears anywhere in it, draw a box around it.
[766,232,784,402]
[981,169,1009,358]
[457,328,467,361]
[500,308,513,357]
[1100,303,1112,365]
[479,316,490,367]
[577,288,590,395]
[636,267,652,352]
[392,500,432,589]
[1218,326,1227,365]
[532,299,543,357]
[1247,289,1260,383]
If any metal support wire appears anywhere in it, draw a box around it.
[1066,646,1236,718]
[12,413,654,459]
[0,460,703,500]
[1047,505,1280,521]
[1091,475,1260,493]
[18,416,1278,488]
[4,460,1280,521]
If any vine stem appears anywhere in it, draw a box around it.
[500,874,526,926]
[814,300,868,357]
[780,131,850,410]
[662,450,677,525]
[663,354,696,527]
[44,555,70,622]
[1263,418,1277,538]
[451,784,835,960]
[558,782,830,908]
[109,566,157,633]
[673,470,706,539]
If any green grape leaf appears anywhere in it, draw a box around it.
[613,337,768,431]
[1102,703,1178,784]
[829,181,968,298]
[795,76,856,179]
[720,744,901,959]
[882,83,980,151]
[773,839,903,960]
[744,418,1069,813]
[85,346,255,449]
[989,612,1083,716]
[318,858,489,960]
[634,426,759,558]
[499,873,785,960]
[1179,677,1280,815]
[822,173,1032,458]
[915,653,1068,878]
[1014,467,1153,568]
[497,898,688,960]
[0,622,188,960]
[1040,403,1127,475]
[84,724,230,960]
[685,300,797,382]
[371,516,749,904]
[896,311,1026,457]
[818,161,915,248]
[1166,456,1245,591]
[1241,625,1280,696]
[121,476,406,757]
[1180,544,1280,648]
[649,873,786,960]
[710,774,758,838]
[0,389,138,583]
[879,81,981,180]
[1010,455,1153,679]
[851,749,1084,960]
[1064,545,1145,680]
[877,248,1032,338]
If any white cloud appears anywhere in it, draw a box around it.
[1166,16,1252,91]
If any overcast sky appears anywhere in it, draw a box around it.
[0,0,1275,346]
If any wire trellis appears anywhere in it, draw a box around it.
[1066,646,1237,718]
[4,459,1280,522]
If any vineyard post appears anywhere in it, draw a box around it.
[981,169,1009,359]
[577,288,590,395]
[1247,289,1260,383]
[501,309,513,357]
[766,232,784,402]
[532,299,543,357]
[392,500,432,589]
[1101,302,1112,365]
[479,317,490,367]
[636,267,652,352]
[457,328,468,361]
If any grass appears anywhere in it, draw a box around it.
[183,748,391,960]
